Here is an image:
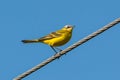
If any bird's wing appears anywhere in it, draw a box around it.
[38,31,62,41]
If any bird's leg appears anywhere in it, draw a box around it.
[55,47,67,56]
[50,46,61,59]
[55,47,62,52]
[50,46,58,54]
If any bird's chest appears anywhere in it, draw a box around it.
[52,33,71,46]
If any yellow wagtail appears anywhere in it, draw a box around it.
[22,25,74,53]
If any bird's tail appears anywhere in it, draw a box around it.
[21,39,39,43]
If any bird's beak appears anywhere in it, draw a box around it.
[72,25,75,28]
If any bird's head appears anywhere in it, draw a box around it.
[62,25,75,32]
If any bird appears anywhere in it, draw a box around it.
[21,25,74,53]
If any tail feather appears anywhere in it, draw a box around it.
[21,40,38,43]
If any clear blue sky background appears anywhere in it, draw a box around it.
[0,0,120,80]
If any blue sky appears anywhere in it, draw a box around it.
[0,0,120,80]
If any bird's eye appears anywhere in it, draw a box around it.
[67,26,71,28]
[66,26,71,28]
[64,25,72,28]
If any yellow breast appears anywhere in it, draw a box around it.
[43,32,72,47]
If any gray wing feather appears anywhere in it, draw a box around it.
[38,32,61,41]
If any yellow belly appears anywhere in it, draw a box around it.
[43,33,72,47]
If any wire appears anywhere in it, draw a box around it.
[13,18,120,80]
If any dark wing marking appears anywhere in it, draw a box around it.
[38,31,62,41]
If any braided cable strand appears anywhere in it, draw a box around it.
[14,18,120,80]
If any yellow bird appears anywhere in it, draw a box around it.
[22,25,74,53]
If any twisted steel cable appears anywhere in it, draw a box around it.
[14,18,120,80]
